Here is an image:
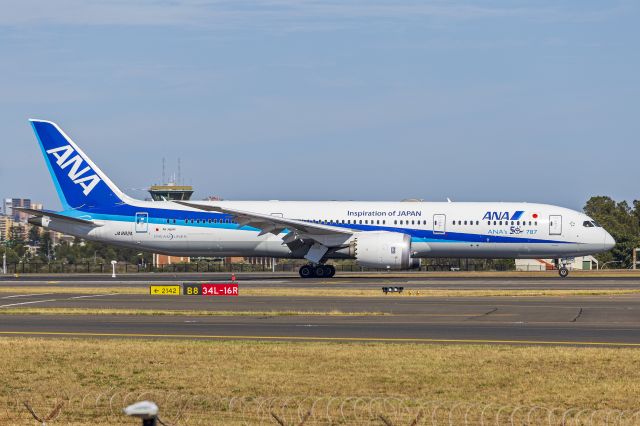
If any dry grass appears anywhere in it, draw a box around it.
[240,288,640,297]
[0,286,147,295]
[0,307,388,316]
[1,338,640,424]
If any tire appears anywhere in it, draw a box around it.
[326,265,336,278]
[299,265,313,278]
[558,267,569,278]
[314,265,327,278]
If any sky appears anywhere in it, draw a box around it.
[0,0,638,211]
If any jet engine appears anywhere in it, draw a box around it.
[351,231,420,270]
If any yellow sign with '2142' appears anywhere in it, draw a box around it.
[149,285,181,296]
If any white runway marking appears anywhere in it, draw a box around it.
[0,299,58,308]
[68,293,117,300]
[2,293,53,299]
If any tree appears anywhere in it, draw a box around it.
[28,226,41,245]
[584,196,640,268]
[38,232,53,262]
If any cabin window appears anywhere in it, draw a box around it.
[394,220,397,225]
[383,220,386,225]
[476,221,479,225]
[499,221,502,225]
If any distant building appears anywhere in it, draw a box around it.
[152,254,191,267]
[0,215,12,241]
[515,256,599,271]
[10,222,29,242]
[2,199,12,217]
[4,198,39,223]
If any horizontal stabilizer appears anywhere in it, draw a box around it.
[13,207,101,227]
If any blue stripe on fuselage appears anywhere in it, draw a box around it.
[63,204,570,245]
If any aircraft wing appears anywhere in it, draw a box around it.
[13,207,101,227]
[173,201,354,248]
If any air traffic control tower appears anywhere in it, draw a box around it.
[148,182,194,268]
[148,184,194,201]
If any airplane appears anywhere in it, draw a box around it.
[18,119,615,279]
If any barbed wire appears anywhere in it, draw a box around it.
[3,391,640,425]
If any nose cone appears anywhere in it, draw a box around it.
[604,232,616,251]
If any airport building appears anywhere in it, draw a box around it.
[148,184,194,201]
[148,182,194,267]
[515,256,598,271]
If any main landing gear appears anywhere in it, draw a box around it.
[299,264,336,278]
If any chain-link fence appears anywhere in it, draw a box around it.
[5,391,640,425]
[1,260,517,274]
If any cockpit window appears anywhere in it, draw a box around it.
[591,220,602,227]
[583,221,594,228]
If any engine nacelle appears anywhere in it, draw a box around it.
[351,231,419,270]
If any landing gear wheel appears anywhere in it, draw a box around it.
[326,265,336,278]
[314,265,327,278]
[299,265,314,278]
[558,267,569,278]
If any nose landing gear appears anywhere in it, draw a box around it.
[555,259,570,278]
[299,264,336,278]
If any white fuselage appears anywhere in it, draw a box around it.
[47,200,614,260]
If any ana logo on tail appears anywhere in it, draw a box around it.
[46,145,101,195]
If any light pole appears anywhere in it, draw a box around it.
[111,260,117,278]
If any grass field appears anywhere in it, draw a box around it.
[1,337,640,424]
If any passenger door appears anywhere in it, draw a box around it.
[433,214,446,234]
[135,212,149,233]
[549,215,562,236]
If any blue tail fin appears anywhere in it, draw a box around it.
[30,119,131,211]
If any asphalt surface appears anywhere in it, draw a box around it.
[3,273,640,289]
[1,274,640,346]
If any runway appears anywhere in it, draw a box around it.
[1,274,640,346]
[3,272,640,289]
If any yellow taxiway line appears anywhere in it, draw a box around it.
[0,331,639,346]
